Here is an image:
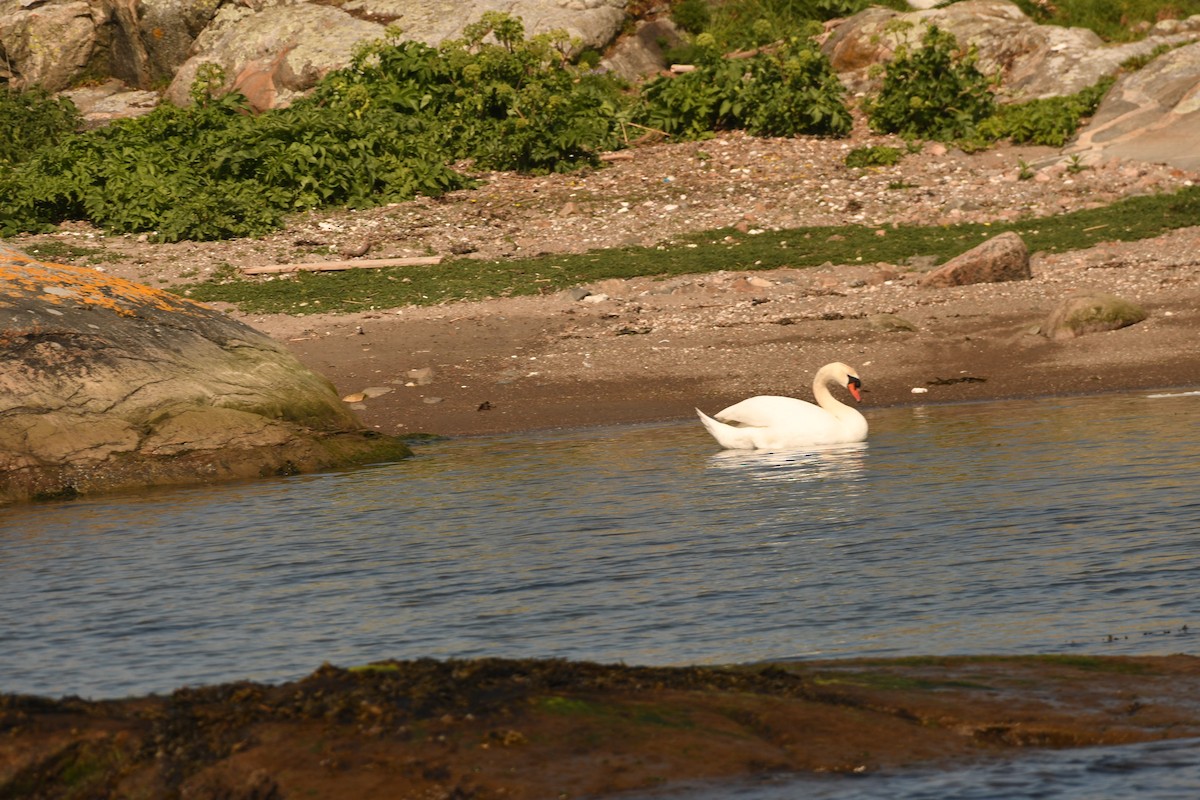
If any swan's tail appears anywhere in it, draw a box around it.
[696,408,754,450]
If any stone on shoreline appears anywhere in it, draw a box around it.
[919,231,1031,288]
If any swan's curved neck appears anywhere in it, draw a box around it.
[812,369,852,416]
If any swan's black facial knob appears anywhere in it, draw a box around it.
[847,374,863,401]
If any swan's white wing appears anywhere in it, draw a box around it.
[713,395,825,428]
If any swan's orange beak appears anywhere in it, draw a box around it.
[847,377,862,402]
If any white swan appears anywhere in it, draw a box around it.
[696,362,868,450]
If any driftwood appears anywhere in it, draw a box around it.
[241,256,443,275]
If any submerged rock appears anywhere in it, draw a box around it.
[0,243,411,504]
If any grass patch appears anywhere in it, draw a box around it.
[178,184,1200,315]
[19,241,126,266]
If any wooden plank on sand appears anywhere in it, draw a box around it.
[242,256,443,275]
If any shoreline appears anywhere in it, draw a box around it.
[230,224,1200,440]
[4,655,1199,798]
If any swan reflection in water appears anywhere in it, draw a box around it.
[707,441,868,484]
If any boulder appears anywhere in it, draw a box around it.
[137,0,223,84]
[1066,41,1200,171]
[61,79,159,127]
[0,243,411,505]
[164,2,384,110]
[919,232,1031,288]
[0,0,96,91]
[601,16,685,83]
[1040,293,1147,340]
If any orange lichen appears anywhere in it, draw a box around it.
[0,251,210,318]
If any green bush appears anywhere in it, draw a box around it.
[0,14,624,241]
[638,37,851,139]
[864,26,997,142]
[0,87,80,166]
[671,0,711,34]
[978,77,1115,147]
[695,0,905,52]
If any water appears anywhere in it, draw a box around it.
[2,390,1198,700]
[3,389,1199,797]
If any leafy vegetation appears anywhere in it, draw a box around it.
[864,25,997,142]
[0,87,80,166]
[845,145,905,168]
[978,78,1115,147]
[0,14,628,242]
[180,184,1200,314]
[0,11,856,241]
[637,36,852,139]
[679,0,908,52]
[0,0,1185,244]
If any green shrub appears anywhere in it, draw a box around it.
[638,37,851,139]
[0,87,80,166]
[671,0,711,34]
[864,26,997,142]
[696,0,905,52]
[0,14,624,241]
[977,77,1114,147]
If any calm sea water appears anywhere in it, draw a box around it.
[2,390,1198,700]
[3,388,1199,797]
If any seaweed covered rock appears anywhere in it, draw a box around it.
[1040,292,1148,340]
[0,243,410,504]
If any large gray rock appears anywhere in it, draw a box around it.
[1066,41,1200,170]
[600,16,684,83]
[0,0,96,91]
[0,243,411,504]
[137,0,223,83]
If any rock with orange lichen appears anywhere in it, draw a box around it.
[0,243,410,504]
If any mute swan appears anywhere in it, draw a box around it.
[696,362,868,450]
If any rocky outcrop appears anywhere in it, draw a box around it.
[164,0,629,109]
[822,0,1200,101]
[1040,293,1147,339]
[1065,41,1200,171]
[919,231,1030,288]
[1,0,627,107]
[0,243,411,504]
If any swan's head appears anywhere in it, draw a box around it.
[823,362,863,402]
